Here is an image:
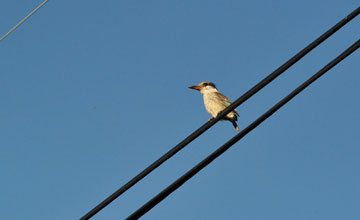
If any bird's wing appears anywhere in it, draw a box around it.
[216,92,240,116]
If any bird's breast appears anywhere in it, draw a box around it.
[203,93,235,119]
[203,94,224,117]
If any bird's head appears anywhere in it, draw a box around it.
[188,81,218,94]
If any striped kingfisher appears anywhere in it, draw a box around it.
[189,81,240,132]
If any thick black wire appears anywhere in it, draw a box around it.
[127,38,360,220]
[80,7,360,220]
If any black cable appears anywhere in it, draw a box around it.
[127,38,360,220]
[80,7,360,220]
[0,0,48,42]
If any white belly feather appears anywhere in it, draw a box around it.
[203,93,235,119]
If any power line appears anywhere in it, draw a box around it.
[80,6,360,220]
[126,38,360,220]
[0,0,48,43]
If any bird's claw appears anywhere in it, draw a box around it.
[208,117,214,122]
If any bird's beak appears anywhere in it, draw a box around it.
[188,85,201,90]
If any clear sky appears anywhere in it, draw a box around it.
[1,1,359,220]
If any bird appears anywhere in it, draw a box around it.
[188,81,240,132]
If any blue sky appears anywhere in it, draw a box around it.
[1,1,359,219]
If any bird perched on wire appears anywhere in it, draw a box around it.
[189,81,240,132]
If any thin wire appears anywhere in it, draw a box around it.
[127,38,360,220]
[0,0,48,43]
[80,6,360,220]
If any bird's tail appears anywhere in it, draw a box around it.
[230,119,240,132]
